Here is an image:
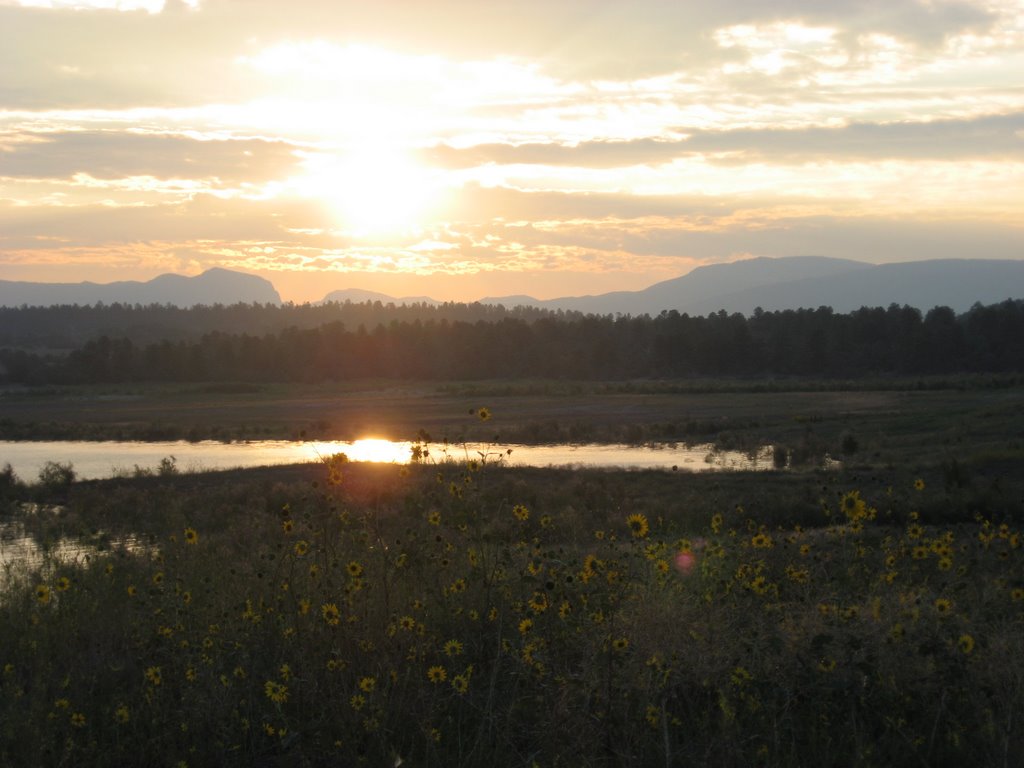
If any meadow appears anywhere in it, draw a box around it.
[1,381,1023,766]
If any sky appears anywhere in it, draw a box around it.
[1,0,1022,303]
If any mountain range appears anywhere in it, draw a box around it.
[2,257,1022,315]
[0,267,281,308]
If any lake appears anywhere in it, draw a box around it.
[0,438,776,481]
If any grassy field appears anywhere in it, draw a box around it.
[2,381,1023,766]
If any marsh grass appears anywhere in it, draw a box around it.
[1,438,1023,766]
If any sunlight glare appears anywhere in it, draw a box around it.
[299,146,439,236]
[346,438,413,464]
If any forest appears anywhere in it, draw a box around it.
[2,299,1022,384]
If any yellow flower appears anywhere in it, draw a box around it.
[35,584,51,605]
[56,576,71,592]
[347,561,363,577]
[612,637,629,652]
[349,694,365,711]
[264,680,289,703]
[114,705,130,724]
[184,527,198,545]
[427,510,441,526]
[281,519,294,534]
[144,666,162,686]
[958,634,975,654]
[626,513,649,538]
[321,603,341,626]
[513,504,530,522]
[518,618,534,635]
[358,676,376,693]
[443,640,464,657]
[934,598,953,616]
[399,615,416,631]
[427,665,447,683]
[914,478,925,491]
[476,407,491,422]
[451,674,469,695]
[70,712,86,728]
[127,585,137,597]
[527,592,549,614]
[293,540,309,557]
[152,571,164,586]
[750,532,773,549]
[840,491,867,521]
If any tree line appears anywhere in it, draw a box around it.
[0,300,560,350]
[1,300,1022,384]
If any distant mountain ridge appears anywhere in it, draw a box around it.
[0,268,281,308]
[477,257,1024,316]
[2,257,1022,314]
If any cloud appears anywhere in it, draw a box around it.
[426,112,1024,169]
[0,129,304,181]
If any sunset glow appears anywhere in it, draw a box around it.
[1,0,1022,300]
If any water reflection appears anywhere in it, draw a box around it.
[0,438,776,482]
[0,508,150,585]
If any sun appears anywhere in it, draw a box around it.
[299,144,438,237]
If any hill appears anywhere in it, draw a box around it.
[480,256,1024,315]
[0,268,281,308]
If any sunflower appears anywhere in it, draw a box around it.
[934,597,953,616]
[184,527,198,545]
[144,666,162,686]
[427,665,447,684]
[349,676,373,694]
[346,561,363,577]
[476,407,491,422]
[512,505,530,522]
[451,675,469,695]
[612,637,629,652]
[626,513,650,538]
[914,478,925,491]
[443,639,464,657]
[264,680,289,703]
[957,634,975,654]
[293,540,309,557]
[321,603,341,626]
[840,491,867,521]
[35,584,51,605]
